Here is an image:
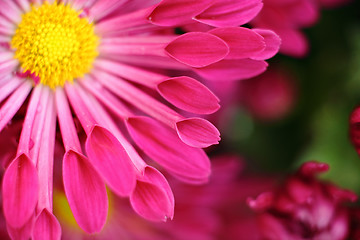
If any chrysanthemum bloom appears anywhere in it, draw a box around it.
[0,0,279,239]
[248,161,357,240]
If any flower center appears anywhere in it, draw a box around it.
[11,2,98,88]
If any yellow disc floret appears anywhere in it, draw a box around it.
[11,2,98,88]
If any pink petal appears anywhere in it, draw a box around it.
[298,161,329,177]
[130,167,174,222]
[7,216,34,240]
[251,29,281,60]
[175,118,220,148]
[88,0,127,21]
[63,150,108,233]
[126,116,211,184]
[157,76,220,114]
[14,0,30,12]
[130,182,171,222]
[195,0,263,27]
[165,32,229,68]
[276,28,308,58]
[0,59,19,77]
[257,213,293,239]
[33,209,61,240]
[3,154,39,228]
[288,0,318,27]
[0,80,32,132]
[85,125,136,196]
[0,0,22,24]
[195,59,268,81]
[209,27,266,59]
[148,0,211,26]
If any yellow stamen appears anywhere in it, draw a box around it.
[11,2,98,88]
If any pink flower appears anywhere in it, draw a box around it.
[240,67,297,121]
[0,0,279,239]
[251,0,349,57]
[205,66,297,128]
[248,161,357,240]
[251,0,319,57]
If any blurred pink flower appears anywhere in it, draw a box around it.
[241,67,297,121]
[0,0,280,239]
[248,161,357,240]
[206,66,297,127]
[251,0,350,57]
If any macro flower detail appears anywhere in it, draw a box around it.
[0,0,280,239]
[248,161,357,240]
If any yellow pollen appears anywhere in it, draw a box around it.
[11,2,98,88]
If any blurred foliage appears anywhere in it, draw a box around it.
[216,1,360,193]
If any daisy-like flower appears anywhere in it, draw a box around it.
[0,0,279,239]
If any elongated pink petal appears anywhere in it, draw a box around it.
[165,32,229,68]
[130,166,174,222]
[157,76,220,114]
[7,216,34,240]
[126,116,211,184]
[0,80,32,132]
[167,171,211,184]
[99,35,174,57]
[0,0,22,24]
[195,0,263,27]
[0,77,24,103]
[142,166,175,216]
[88,0,127,21]
[0,59,19,78]
[288,0,318,27]
[131,182,171,222]
[63,150,108,233]
[175,117,220,148]
[94,8,153,36]
[94,59,166,88]
[3,154,39,228]
[251,29,281,60]
[148,0,211,26]
[33,209,61,240]
[15,0,30,12]
[86,125,136,196]
[195,59,268,81]
[209,27,266,59]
